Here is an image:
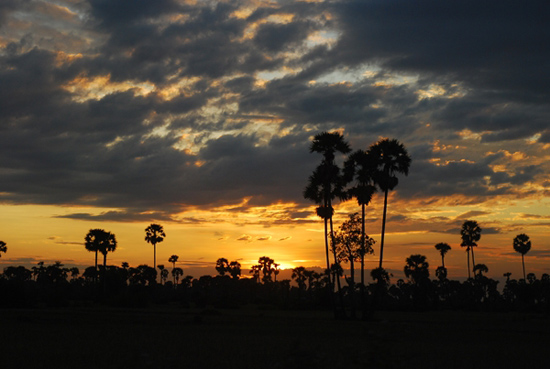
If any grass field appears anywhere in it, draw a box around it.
[1,306,549,369]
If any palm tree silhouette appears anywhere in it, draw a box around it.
[460,220,481,279]
[85,229,112,272]
[215,258,229,276]
[434,242,451,268]
[145,223,166,277]
[513,233,531,280]
[473,263,488,278]
[168,255,179,284]
[172,267,183,285]
[228,261,241,279]
[369,138,411,268]
[0,240,6,257]
[304,132,351,274]
[404,254,430,285]
[158,264,167,284]
[96,230,117,270]
[344,149,377,289]
[503,272,512,283]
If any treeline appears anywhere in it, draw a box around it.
[1,259,550,314]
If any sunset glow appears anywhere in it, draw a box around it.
[1,0,550,284]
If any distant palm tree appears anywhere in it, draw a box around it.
[503,272,512,283]
[215,257,229,276]
[84,229,104,270]
[96,230,117,270]
[473,263,488,278]
[369,138,411,268]
[304,131,351,274]
[513,233,531,280]
[404,254,430,285]
[460,220,481,279]
[145,223,166,276]
[434,242,451,268]
[168,255,179,284]
[0,240,7,257]
[158,265,167,284]
[172,267,183,285]
[228,261,241,279]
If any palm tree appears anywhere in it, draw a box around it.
[434,242,451,268]
[145,223,166,276]
[96,230,117,270]
[168,254,179,284]
[404,254,430,285]
[0,240,6,257]
[344,149,377,289]
[172,267,183,285]
[304,131,350,275]
[473,263,488,278]
[369,138,411,268]
[84,228,105,270]
[460,220,481,279]
[215,258,229,276]
[228,261,241,279]
[513,233,531,280]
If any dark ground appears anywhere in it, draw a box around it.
[1,306,548,369]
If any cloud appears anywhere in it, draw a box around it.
[0,0,549,225]
[237,234,252,241]
[256,236,272,241]
[455,211,491,220]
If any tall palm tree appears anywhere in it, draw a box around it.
[369,138,411,268]
[434,242,451,268]
[513,233,531,280]
[460,220,481,279]
[344,149,377,289]
[145,223,166,275]
[304,131,351,274]
[0,240,7,257]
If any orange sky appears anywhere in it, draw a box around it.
[1,1,550,283]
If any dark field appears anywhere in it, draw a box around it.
[1,306,549,369]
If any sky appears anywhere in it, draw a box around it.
[1,0,550,281]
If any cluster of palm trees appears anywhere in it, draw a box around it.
[304,132,411,285]
[84,223,168,282]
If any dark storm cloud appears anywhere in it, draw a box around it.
[331,0,550,99]
[1,0,549,220]
[88,0,182,27]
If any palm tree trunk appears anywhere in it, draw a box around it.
[329,212,346,319]
[471,247,476,274]
[103,252,107,293]
[522,254,526,280]
[360,203,366,318]
[361,203,365,287]
[442,254,445,269]
[467,247,471,279]
[349,257,356,319]
[379,188,389,269]
[324,216,330,273]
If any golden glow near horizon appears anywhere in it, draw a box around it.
[2,189,550,282]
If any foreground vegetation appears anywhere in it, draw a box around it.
[1,259,550,316]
